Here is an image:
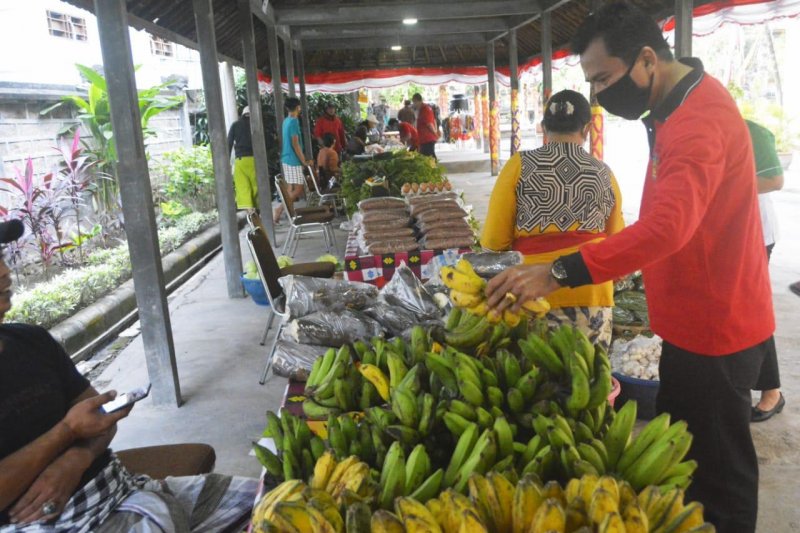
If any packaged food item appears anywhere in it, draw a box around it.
[362,302,419,336]
[357,197,406,211]
[285,310,383,346]
[279,275,378,319]
[461,251,524,277]
[379,263,441,319]
[361,209,410,223]
[272,341,334,381]
[366,240,420,254]
[362,227,415,241]
[422,236,475,250]
[415,207,468,224]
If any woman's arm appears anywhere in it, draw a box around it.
[480,154,522,252]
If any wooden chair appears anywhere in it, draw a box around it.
[275,176,337,257]
[116,443,216,479]
[245,221,335,383]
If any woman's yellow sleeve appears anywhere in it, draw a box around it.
[605,171,625,236]
[480,153,522,251]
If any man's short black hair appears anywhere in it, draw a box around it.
[387,118,399,129]
[403,99,411,106]
[284,96,301,111]
[322,132,336,147]
[412,93,423,102]
[354,126,368,141]
[571,2,673,65]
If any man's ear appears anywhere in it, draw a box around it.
[640,46,658,72]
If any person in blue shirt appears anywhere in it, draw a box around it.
[274,97,313,224]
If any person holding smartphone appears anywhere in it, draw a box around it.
[0,219,257,531]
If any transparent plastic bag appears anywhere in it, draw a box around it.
[271,340,333,381]
[379,263,441,319]
[279,275,378,319]
[285,310,384,346]
[363,302,419,337]
[462,251,523,278]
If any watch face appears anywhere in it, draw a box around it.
[552,261,567,280]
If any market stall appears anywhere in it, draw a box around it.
[248,257,714,532]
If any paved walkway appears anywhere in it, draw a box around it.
[94,143,800,530]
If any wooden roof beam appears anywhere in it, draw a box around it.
[274,1,541,26]
[490,0,574,42]
[302,33,489,51]
[292,17,513,40]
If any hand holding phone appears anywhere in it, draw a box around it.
[101,384,151,413]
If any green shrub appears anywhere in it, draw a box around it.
[154,146,216,212]
[7,211,219,329]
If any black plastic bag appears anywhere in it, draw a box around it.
[272,340,333,381]
[279,275,378,319]
[285,310,384,346]
[379,263,441,319]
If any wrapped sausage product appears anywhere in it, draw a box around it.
[272,340,334,381]
[358,197,406,211]
[462,251,524,278]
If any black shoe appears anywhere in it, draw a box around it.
[751,393,785,422]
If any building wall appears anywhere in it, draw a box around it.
[0,0,203,89]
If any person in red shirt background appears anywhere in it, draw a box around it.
[388,118,418,151]
[313,102,347,155]
[485,4,773,532]
[412,93,439,159]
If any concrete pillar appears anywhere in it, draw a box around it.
[674,0,693,59]
[509,29,521,155]
[193,0,244,299]
[94,0,180,406]
[284,35,297,98]
[296,43,313,161]
[486,42,499,176]
[541,12,553,145]
[266,24,285,147]
[239,0,276,242]
[220,61,238,129]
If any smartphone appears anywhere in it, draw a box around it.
[101,384,151,413]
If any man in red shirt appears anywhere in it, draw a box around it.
[485,4,773,532]
[388,118,418,151]
[313,102,347,155]
[412,93,439,159]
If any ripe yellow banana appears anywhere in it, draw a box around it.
[458,509,489,533]
[589,488,619,526]
[357,363,390,401]
[503,309,522,327]
[325,455,360,493]
[522,297,551,316]
[271,501,313,533]
[310,451,337,490]
[598,511,626,533]
[306,505,336,533]
[441,266,485,295]
[371,510,406,533]
[529,498,566,532]
[512,476,544,533]
[468,474,501,531]
[466,301,489,316]
[488,472,515,532]
[622,503,649,533]
[396,497,443,532]
[451,290,485,308]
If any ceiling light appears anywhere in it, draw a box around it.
[391,45,402,51]
[402,18,418,25]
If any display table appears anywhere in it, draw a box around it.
[343,230,470,286]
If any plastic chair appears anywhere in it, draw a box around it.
[275,176,337,257]
[305,164,345,216]
[245,224,335,384]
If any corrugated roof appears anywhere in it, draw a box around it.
[61,0,715,75]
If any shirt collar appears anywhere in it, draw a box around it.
[648,57,705,123]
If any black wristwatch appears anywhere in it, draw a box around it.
[551,259,569,287]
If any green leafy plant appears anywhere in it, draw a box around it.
[316,253,344,272]
[153,146,216,212]
[160,200,190,219]
[41,64,184,212]
[340,151,446,214]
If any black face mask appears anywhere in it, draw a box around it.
[597,59,654,120]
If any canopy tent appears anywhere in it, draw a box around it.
[253,0,800,93]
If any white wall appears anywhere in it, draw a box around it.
[0,0,203,89]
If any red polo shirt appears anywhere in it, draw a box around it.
[568,60,774,355]
[416,103,438,145]
[313,115,347,152]
[398,122,419,150]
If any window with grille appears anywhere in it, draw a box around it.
[150,35,174,57]
[46,11,88,41]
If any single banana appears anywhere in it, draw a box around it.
[615,411,671,474]
[468,474,501,531]
[357,363,390,401]
[395,497,443,532]
[345,502,371,533]
[451,290,485,308]
[487,472,515,532]
[405,444,432,495]
[391,387,419,428]
[310,450,337,490]
[441,266,485,295]
[409,468,445,503]
[529,497,566,532]
[602,400,637,469]
[512,475,544,533]
[444,422,480,487]
[370,510,405,533]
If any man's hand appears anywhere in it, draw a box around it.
[61,391,131,441]
[7,455,86,525]
[485,263,561,313]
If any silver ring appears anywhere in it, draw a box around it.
[41,501,57,515]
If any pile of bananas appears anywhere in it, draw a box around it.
[304,329,432,419]
[253,453,714,533]
[440,258,551,331]
[254,411,327,482]
[600,402,697,492]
